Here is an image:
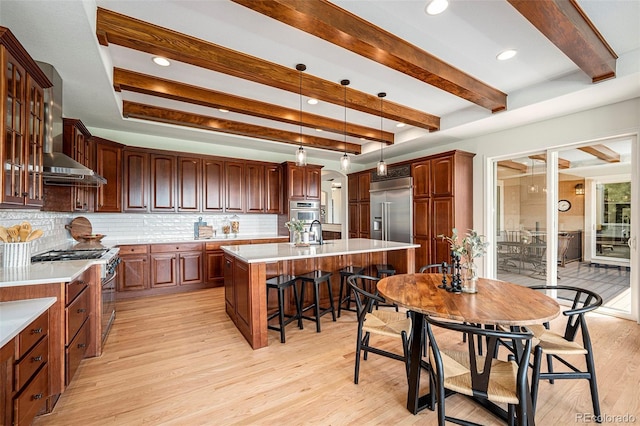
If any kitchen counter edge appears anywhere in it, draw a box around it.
[0,297,57,347]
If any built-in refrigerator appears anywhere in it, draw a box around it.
[370,177,413,243]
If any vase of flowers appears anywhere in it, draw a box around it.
[439,228,489,293]
[285,218,305,245]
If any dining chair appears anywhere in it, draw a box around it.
[347,274,412,384]
[528,285,602,419]
[425,315,534,426]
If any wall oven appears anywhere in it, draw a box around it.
[289,200,320,241]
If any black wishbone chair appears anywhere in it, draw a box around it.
[425,316,534,426]
[347,274,412,384]
[528,286,602,420]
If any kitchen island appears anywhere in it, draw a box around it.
[221,238,419,349]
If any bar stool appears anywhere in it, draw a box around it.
[338,265,364,317]
[374,264,398,311]
[266,274,302,343]
[298,270,336,332]
[375,263,396,278]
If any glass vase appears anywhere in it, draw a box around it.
[462,261,478,293]
[293,231,302,245]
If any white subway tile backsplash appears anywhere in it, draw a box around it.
[0,210,72,255]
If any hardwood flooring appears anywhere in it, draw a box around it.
[34,288,639,425]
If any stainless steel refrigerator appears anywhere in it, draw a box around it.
[370,177,413,243]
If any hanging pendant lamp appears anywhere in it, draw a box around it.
[340,79,350,172]
[295,64,307,166]
[376,92,388,176]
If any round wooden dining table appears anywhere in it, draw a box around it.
[377,273,561,419]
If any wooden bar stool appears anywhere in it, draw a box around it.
[338,265,364,317]
[298,270,336,332]
[266,274,302,343]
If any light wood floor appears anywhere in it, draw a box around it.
[34,288,639,425]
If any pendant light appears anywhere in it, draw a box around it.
[527,158,539,194]
[295,64,307,166]
[376,92,388,176]
[340,79,350,172]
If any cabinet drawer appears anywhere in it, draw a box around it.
[16,312,48,359]
[65,322,88,386]
[15,335,48,391]
[151,242,202,253]
[66,269,90,304]
[66,289,89,344]
[14,363,48,426]
[119,244,149,255]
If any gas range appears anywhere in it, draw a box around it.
[31,249,109,262]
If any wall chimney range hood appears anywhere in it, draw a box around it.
[37,62,106,187]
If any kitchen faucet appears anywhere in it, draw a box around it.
[309,220,323,245]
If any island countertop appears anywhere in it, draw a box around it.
[221,238,420,263]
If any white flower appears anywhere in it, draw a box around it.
[285,218,305,233]
[438,228,489,264]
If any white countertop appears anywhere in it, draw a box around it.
[0,297,57,347]
[0,259,99,287]
[221,238,420,263]
[105,234,288,245]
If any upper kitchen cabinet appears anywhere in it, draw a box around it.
[246,161,283,214]
[178,156,201,212]
[150,153,177,212]
[203,157,224,212]
[64,118,94,212]
[122,148,149,212]
[94,137,122,212]
[225,160,244,213]
[0,27,51,209]
[282,162,322,208]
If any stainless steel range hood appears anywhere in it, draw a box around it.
[38,62,106,187]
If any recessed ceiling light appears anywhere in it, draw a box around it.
[496,49,518,61]
[218,108,229,113]
[307,98,318,105]
[396,122,406,128]
[152,56,171,67]
[425,0,449,15]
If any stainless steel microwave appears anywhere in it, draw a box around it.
[289,200,320,223]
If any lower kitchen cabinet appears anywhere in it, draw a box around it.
[118,245,150,292]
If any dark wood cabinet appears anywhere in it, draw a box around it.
[178,156,201,212]
[94,137,122,212]
[245,162,265,213]
[411,151,474,266]
[150,252,178,288]
[203,158,224,212]
[150,153,176,212]
[225,161,245,212]
[205,249,225,287]
[265,164,282,214]
[0,28,50,209]
[179,250,204,285]
[122,149,149,212]
[223,254,236,322]
[117,245,150,292]
[64,118,94,212]
[347,170,372,237]
[282,162,323,209]
[150,243,203,288]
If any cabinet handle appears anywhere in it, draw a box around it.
[32,393,43,400]
[32,355,43,362]
[76,280,85,285]
[77,343,86,349]
[77,308,87,313]
[22,191,29,197]
[31,328,43,334]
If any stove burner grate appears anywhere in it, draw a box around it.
[31,249,108,262]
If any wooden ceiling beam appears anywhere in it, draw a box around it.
[498,160,528,172]
[122,101,362,155]
[508,0,617,83]
[231,0,507,113]
[528,154,571,169]
[113,68,392,144]
[96,7,439,132]
[579,144,620,163]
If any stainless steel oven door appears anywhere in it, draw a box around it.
[101,267,117,344]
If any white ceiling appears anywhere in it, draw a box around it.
[1,0,639,167]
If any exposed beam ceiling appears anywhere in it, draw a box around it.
[579,144,620,163]
[529,154,571,169]
[96,7,440,137]
[113,68,393,145]
[508,0,617,83]
[122,101,362,154]
[497,160,528,172]
[231,0,507,113]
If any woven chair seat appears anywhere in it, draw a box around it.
[362,310,411,338]
[528,324,588,355]
[434,349,519,405]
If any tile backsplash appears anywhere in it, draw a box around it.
[1,211,280,258]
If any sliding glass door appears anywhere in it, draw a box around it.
[491,136,636,319]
